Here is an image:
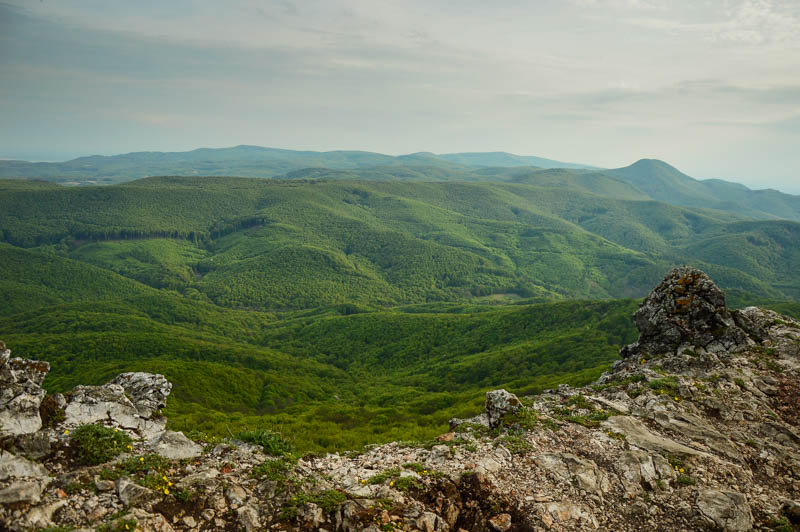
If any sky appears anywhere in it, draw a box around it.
[1,0,799,193]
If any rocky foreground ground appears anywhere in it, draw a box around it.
[2,267,800,531]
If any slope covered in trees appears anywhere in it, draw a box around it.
[2,174,798,451]
[1,177,797,308]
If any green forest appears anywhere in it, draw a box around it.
[2,174,799,452]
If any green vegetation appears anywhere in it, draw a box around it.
[251,459,292,482]
[69,424,132,465]
[236,429,295,457]
[0,175,797,454]
[368,468,401,485]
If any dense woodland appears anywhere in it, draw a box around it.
[1,172,799,451]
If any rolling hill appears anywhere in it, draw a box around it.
[2,145,797,223]
[2,173,799,451]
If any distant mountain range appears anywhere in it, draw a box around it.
[1,145,798,222]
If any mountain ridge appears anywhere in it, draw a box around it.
[2,145,797,223]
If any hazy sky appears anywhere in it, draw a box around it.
[1,0,799,192]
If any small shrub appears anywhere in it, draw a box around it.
[392,476,422,492]
[70,424,132,465]
[236,429,295,457]
[497,434,532,455]
[453,422,490,436]
[676,475,696,486]
[251,459,291,481]
[368,467,400,485]
[648,377,679,395]
[173,488,195,502]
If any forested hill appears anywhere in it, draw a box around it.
[1,145,798,222]
[1,176,798,311]
[2,174,799,451]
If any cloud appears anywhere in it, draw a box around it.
[0,1,799,192]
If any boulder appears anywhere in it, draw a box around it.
[0,342,49,436]
[148,430,203,459]
[237,504,261,532]
[615,450,674,495]
[485,389,522,428]
[0,450,49,480]
[696,489,753,532]
[110,372,171,418]
[116,477,161,507]
[620,267,749,358]
[0,479,44,504]
[64,372,171,438]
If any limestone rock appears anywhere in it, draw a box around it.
[118,508,174,532]
[0,342,49,436]
[621,267,749,358]
[148,430,203,460]
[616,450,674,495]
[64,376,168,438]
[602,416,705,457]
[485,389,522,428]
[110,372,171,419]
[116,477,160,507]
[0,450,49,480]
[0,479,43,504]
[237,504,261,532]
[696,490,753,532]
[297,502,325,527]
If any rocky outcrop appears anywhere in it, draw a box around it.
[64,373,170,439]
[0,342,49,437]
[620,267,751,358]
[2,267,800,531]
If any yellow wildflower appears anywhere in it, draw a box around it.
[674,396,680,402]
[640,358,645,364]
[162,475,168,482]
[164,488,169,495]
[64,429,69,435]
[679,468,685,473]
[168,482,172,486]
[140,457,144,462]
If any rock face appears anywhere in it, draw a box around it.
[63,373,170,439]
[3,268,800,531]
[485,389,522,428]
[110,372,172,419]
[0,342,49,437]
[621,267,749,358]
[696,490,753,532]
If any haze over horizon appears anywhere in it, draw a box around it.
[1,0,799,193]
